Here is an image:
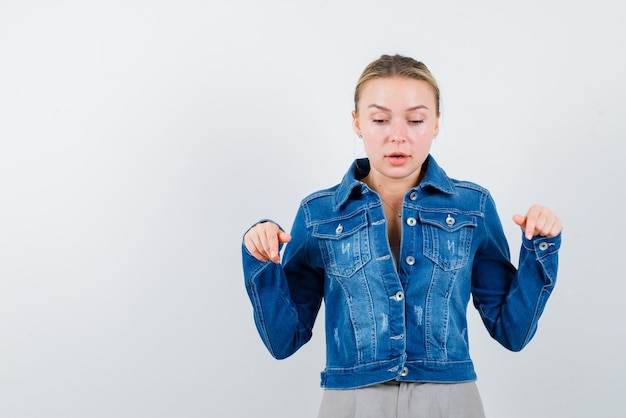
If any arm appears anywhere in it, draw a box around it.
[242,208,325,359]
[471,197,562,351]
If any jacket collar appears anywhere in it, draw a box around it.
[334,154,456,209]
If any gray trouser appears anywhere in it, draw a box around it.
[317,381,486,418]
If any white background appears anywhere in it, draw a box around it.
[1,1,624,417]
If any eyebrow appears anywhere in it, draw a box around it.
[367,104,429,111]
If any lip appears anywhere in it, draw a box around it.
[385,152,410,166]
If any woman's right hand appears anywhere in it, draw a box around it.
[243,222,292,263]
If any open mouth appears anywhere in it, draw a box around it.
[386,153,409,165]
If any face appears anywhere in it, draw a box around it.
[352,76,440,185]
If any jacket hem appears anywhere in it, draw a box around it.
[320,357,477,389]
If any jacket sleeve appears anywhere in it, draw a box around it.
[242,206,325,359]
[471,195,560,352]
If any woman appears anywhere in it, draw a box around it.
[242,54,562,417]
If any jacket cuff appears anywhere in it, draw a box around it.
[521,232,561,257]
[521,232,561,285]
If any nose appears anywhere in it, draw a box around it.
[391,121,408,143]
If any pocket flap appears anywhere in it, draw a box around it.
[312,211,368,239]
[418,211,477,232]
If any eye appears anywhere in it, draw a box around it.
[372,119,386,124]
[410,120,424,124]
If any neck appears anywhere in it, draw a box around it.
[364,170,424,200]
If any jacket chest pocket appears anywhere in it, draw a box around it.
[419,211,476,271]
[312,212,371,277]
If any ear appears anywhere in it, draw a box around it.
[352,110,361,136]
[433,115,440,138]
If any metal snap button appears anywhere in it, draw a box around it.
[405,256,415,266]
[539,242,549,251]
[393,291,404,301]
[406,217,417,226]
[335,224,343,234]
[446,215,455,227]
[409,191,418,201]
[400,367,409,377]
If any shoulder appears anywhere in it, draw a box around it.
[420,176,494,215]
[301,184,340,205]
[297,184,343,225]
[449,178,491,198]
[298,160,365,222]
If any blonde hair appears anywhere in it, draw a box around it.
[354,54,441,116]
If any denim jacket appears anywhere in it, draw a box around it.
[242,155,560,390]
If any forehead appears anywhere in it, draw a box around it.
[359,77,437,109]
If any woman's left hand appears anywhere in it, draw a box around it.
[513,204,562,240]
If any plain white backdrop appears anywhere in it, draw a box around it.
[1,1,624,417]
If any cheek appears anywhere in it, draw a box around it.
[432,120,440,136]
[361,138,383,154]
[415,122,438,137]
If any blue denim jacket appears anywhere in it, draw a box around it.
[242,155,560,390]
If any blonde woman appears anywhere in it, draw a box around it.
[242,54,562,418]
